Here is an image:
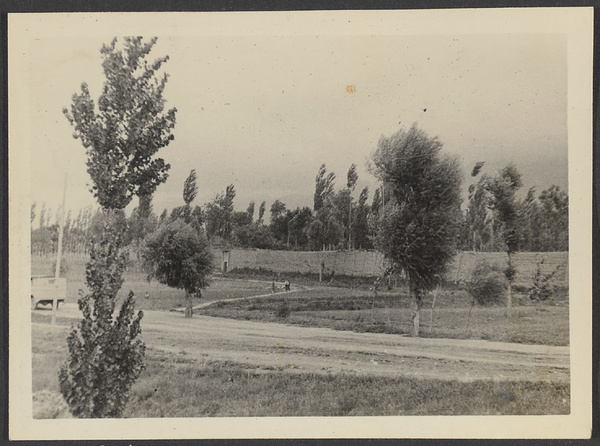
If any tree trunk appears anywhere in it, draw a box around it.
[184,290,193,318]
[430,286,439,335]
[411,287,423,337]
[507,252,513,317]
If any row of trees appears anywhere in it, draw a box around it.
[461,164,568,252]
[32,165,568,257]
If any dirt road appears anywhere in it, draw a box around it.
[47,302,569,383]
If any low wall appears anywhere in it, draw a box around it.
[213,248,568,287]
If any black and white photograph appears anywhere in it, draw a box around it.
[8,8,593,440]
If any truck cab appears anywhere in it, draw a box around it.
[31,276,67,309]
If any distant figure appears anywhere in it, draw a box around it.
[144,291,149,299]
[272,281,276,294]
[284,280,290,292]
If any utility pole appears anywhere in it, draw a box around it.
[52,174,67,326]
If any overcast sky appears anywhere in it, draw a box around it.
[25,23,567,225]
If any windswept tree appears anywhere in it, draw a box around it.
[183,169,198,206]
[257,201,266,224]
[170,169,203,232]
[39,202,47,228]
[488,163,523,314]
[313,164,336,212]
[59,37,176,418]
[464,161,495,251]
[371,123,462,337]
[246,201,256,222]
[354,187,372,249]
[204,184,236,241]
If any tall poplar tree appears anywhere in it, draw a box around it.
[59,37,177,417]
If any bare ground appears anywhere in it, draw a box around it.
[43,299,569,384]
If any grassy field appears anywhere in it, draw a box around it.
[199,287,569,346]
[32,325,570,418]
[32,256,272,312]
[32,255,569,345]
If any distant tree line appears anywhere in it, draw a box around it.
[31,157,568,257]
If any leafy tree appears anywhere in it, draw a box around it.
[464,162,495,251]
[183,169,198,206]
[170,170,203,233]
[232,210,252,228]
[538,185,568,251]
[517,187,539,251]
[313,164,336,212]
[204,184,236,241]
[143,220,213,317]
[371,123,462,336]
[63,37,176,209]
[371,188,382,216]
[488,163,522,313]
[234,222,276,249]
[59,37,176,417]
[286,207,313,248]
[307,219,325,250]
[129,194,157,255]
[354,187,372,249]
[346,163,358,190]
[258,201,266,224]
[31,202,36,224]
[270,199,287,221]
[246,201,256,222]
[269,200,289,245]
[39,202,47,228]
[158,208,168,225]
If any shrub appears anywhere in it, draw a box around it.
[529,262,561,301]
[466,261,507,306]
[275,303,291,318]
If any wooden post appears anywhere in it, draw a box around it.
[52,174,67,326]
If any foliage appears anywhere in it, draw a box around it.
[353,187,372,249]
[128,195,158,252]
[204,184,236,241]
[275,302,291,318]
[58,224,145,417]
[59,37,175,417]
[313,164,336,212]
[144,220,213,293]
[488,164,523,254]
[182,169,198,206]
[466,261,507,306]
[63,37,176,209]
[233,222,276,249]
[258,201,266,223]
[528,261,561,301]
[246,201,256,222]
[370,123,463,336]
[346,163,358,190]
[371,124,462,293]
[270,200,287,221]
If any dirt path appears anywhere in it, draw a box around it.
[172,285,307,312]
[44,302,569,383]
